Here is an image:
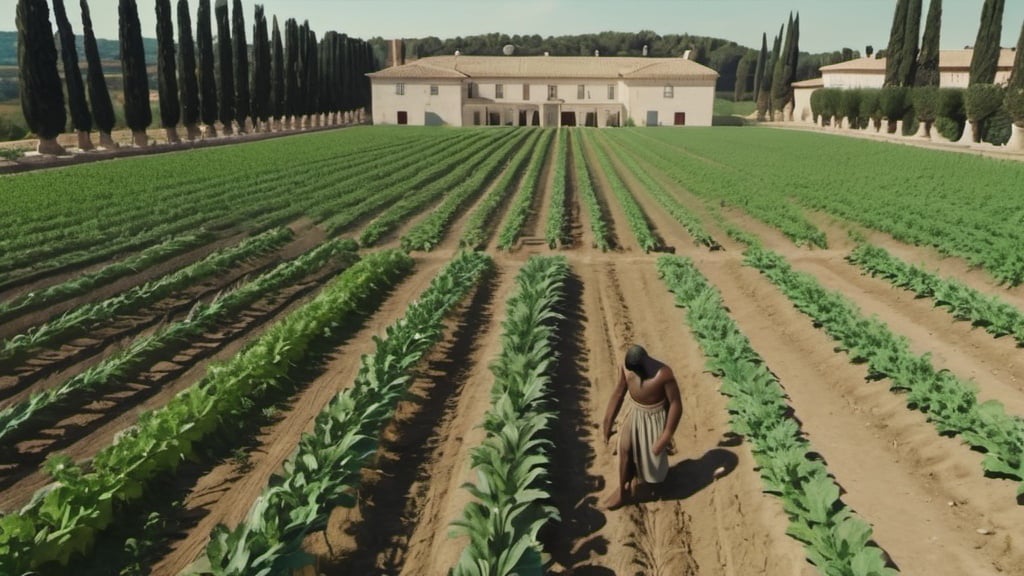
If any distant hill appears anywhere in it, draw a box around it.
[0,30,158,67]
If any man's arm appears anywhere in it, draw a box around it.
[653,369,682,456]
[603,365,628,443]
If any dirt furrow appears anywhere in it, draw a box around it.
[578,132,643,254]
[151,255,451,576]
[695,254,1024,576]
[518,128,559,249]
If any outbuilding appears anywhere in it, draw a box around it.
[367,55,718,127]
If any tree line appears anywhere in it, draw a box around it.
[812,0,1024,146]
[16,0,376,154]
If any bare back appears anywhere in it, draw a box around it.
[623,359,675,405]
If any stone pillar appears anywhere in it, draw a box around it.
[913,121,929,139]
[1006,124,1024,152]
[37,138,66,155]
[894,120,904,136]
[132,130,149,147]
[165,127,181,144]
[99,132,117,148]
[957,120,976,145]
[76,130,95,151]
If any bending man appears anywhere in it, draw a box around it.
[602,344,683,509]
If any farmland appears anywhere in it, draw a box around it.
[1,125,1024,576]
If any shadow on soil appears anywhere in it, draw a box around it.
[541,271,613,574]
[321,268,498,574]
[644,445,739,504]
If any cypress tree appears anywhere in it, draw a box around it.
[969,0,1005,85]
[305,28,319,126]
[916,0,942,87]
[155,0,181,143]
[297,20,310,127]
[81,0,115,146]
[1004,20,1024,134]
[17,0,66,154]
[177,0,200,139]
[53,0,93,149]
[232,0,250,132]
[785,14,800,98]
[119,0,152,147]
[764,28,782,120]
[197,0,218,135]
[734,54,751,101]
[215,0,235,134]
[271,16,284,127]
[1010,20,1024,90]
[897,0,922,86]
[771,16,792,116]
[251,5,270,130]
[753,33,767,120]
[285,18,299,127]
[885,0,909,86]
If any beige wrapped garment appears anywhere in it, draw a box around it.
[618,395,670,484]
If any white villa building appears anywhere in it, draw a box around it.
[367,55,718,127]
[792,49,1017,123]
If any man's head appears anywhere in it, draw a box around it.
[625,345,648,379]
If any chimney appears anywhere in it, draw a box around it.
[389,38,405,67]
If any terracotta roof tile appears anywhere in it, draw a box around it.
[368,55,718,81]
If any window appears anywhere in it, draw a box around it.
[663,85,674,98]
[548,85,558,100]
[523,84,530,99]
[495,84,504,99]
[578,84,586,99]
[467,82,475,98]
[430,85,438,95]
[395,83,405,95]
[608,84,616,99]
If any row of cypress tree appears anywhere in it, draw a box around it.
[751,13,800,122]
[16,0,376,154]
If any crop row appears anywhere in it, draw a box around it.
[0,227,295,367]
[451,255,569,576]
[657,255,896,575]
[361,129,523,247]
[494,130,556,251]
[608,130,827,249]
[847,244,1024,344]
[596,132,720,250]
[0,130,427,284]
[741,242,1024,497]
[205,251,493,575]
[544,131,570,249]
[401,129,534,251]
[582,130,659,252]
[569,131,611,251]
[0,239,359,447]
[0,250,415,574]
[0,231,213,325]
[321,130,500,237]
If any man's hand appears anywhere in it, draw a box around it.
[652,437,668,456]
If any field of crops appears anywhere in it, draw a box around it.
[2,125,1024,576]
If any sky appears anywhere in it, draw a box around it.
[3,0,1024,54]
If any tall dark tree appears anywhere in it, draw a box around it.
[771,15,792,116]
[81,0,115,146]
[251,5,271,130]
[786,14,800,102]
[764,27,783,120]
[177,0,200,139]
[733,53,752,101]
[284,18,300,127]
[17,0,66,154]
[232,0,250,131]
[304,27,319,126]
[969,0,1005,85]
[120,0,152,146]
[1003,19,1024,141]
[197,0,218,135]
[896,0,923,86]
[753,33,768,120]
[271,16,285,127]
[155,0,181,143]
[214,0,235,133]
[53,0,93,150]
[1011,20,1024,90]
[885,0,909,86]
[916,0,942,87]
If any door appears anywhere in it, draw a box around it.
[646,110,659,126]
[397,111,408,125]
[674,112,686,126]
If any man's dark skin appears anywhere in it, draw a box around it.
[602,346,682,509]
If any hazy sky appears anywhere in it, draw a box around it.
[4,0,1024,54]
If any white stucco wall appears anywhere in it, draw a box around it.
[792,87,817,124]
[371,80,464,126]
[625,82,715,127]
[467,78,623,104]
[822,72,885,90]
